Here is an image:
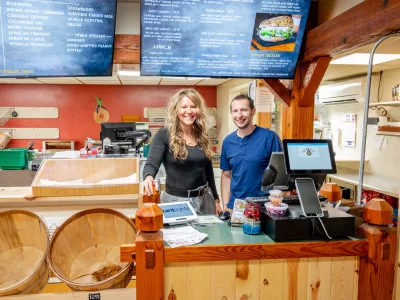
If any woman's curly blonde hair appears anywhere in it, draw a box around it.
[167,88,213,160]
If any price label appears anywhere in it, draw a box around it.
[88,293,101,300]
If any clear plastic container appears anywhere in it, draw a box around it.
[265,203,288,216]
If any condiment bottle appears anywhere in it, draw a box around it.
[142,179,160,204]
[243,202,262,235]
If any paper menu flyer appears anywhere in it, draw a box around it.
[160,225,208,248]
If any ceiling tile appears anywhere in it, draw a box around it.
[122,81,161,85]
[76,76,120,81]
[37,77,83,84]
[196,79,231,85]
[81,81,121,85]
[159,80,201,85]
[0,78,43,84]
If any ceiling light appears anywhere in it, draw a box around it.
[118,70,140,76]
[331,53,400,65]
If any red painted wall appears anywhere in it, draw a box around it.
[0,84,217,150]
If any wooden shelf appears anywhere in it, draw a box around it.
[328,168,400,198]
[369,101,400,107]
[376,131,400,136]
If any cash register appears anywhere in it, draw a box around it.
[258,139,355,241]
[100,122,151,154]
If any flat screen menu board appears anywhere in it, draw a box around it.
[140,0,311,79]
[0,0,117,78]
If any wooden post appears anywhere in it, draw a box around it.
[358,198,396,300]
[121,203,164,300]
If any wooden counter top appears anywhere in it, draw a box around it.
[328,168,400,197]
[121,223,368,263]
[0,186,138,207]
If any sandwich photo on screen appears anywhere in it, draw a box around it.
[250,13,301,52]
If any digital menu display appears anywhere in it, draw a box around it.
[0,0,117,78]
[140,0,311,79]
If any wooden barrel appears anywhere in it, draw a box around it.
[48,208,136,291]
[0,210,50,296]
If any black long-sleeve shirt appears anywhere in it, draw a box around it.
[143,127,219,200]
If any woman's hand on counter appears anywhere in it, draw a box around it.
[142,175,158,196]
[215,199,222,214]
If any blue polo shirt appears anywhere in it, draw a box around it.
[220,126,282,209]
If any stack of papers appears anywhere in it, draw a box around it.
[161,225,207,248]
[190,215,223,226]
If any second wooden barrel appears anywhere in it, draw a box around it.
[48,208,136,291]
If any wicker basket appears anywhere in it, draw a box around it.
[0,210,50,296]
[48,209,136,291]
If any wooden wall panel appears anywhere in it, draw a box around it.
[211,261,236,300]
[187,262,213,300]
[164,257,360,300]
[236,260,261,300]
[306,258,332,300]
[164,262,188,299]
[283,258,309,300]
[330,257,358,300]
[260,259,285,300]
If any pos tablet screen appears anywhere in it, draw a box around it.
[282,139,337,175]
[157,201,198,225]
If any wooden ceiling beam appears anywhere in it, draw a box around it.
[302,0,400,62]
[259,79,291,107]
[298,56,331,107]
[113,34,140,64]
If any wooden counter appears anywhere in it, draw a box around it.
[122,223,368,300]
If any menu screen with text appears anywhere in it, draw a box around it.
[0,0,117,77]
[140,0,311,78]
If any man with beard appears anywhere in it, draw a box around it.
[220,95,282,211]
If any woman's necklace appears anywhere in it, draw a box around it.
[184,135,198,148]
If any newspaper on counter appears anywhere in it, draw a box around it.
[160,225,208,248]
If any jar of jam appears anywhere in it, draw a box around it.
[243,202,262,235]
[142,179,160,204]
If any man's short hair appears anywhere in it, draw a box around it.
[230,95,255,111]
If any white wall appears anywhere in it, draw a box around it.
[216,79,252,152]
[115,3,140,34]
[318,0,364,25]
[323,67,400,180]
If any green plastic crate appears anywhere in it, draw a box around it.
[0,148,27,170]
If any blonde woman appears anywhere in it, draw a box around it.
[142,88,221,214]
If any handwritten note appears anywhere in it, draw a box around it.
[161,225,207,248]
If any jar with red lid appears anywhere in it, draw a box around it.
[243,202,262,235]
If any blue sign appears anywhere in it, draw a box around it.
[141,0,311,79]
[0,0,117,77]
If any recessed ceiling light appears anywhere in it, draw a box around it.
[331,53,400,65]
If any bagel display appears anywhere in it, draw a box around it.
[257,15,294,42]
